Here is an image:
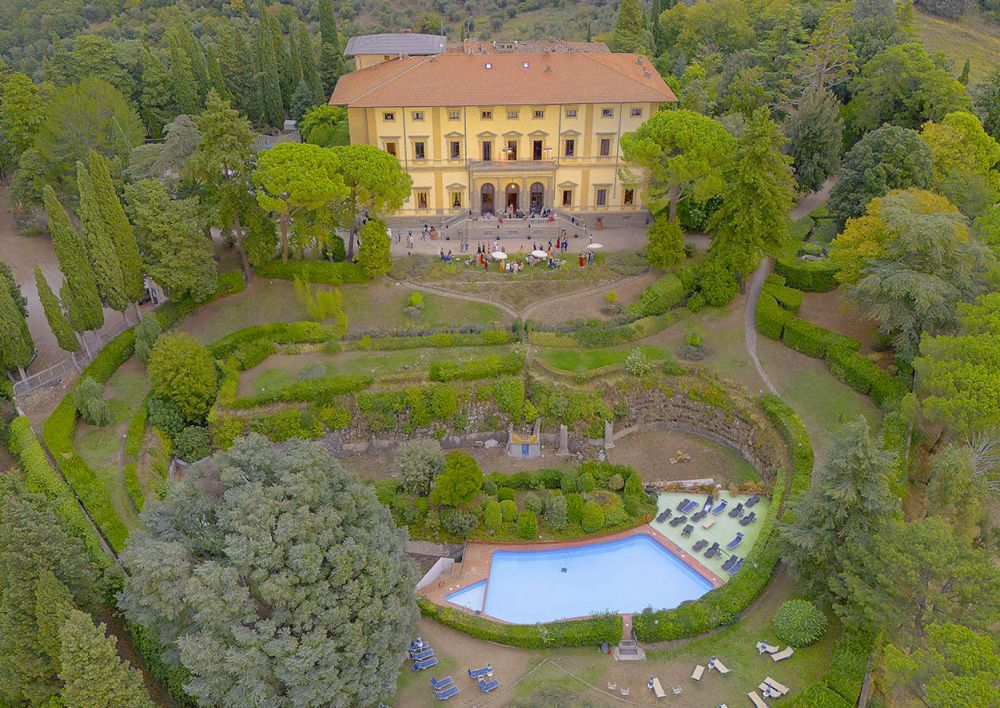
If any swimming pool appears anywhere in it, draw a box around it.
[444,534,713,624]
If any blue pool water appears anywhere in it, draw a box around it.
[445,534,713,624]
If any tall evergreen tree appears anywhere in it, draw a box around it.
[43,186,104,341]
[205,45,226,98]
[77,160,128,315]
[58,609,153,707]
[254,12,284,127]
[166,17,208,98]
[34,266,80,360]
[317,0,343,95]
[33,569,74,678]
[216,24,255,116]
[784,88,844,193]
[297,26,324,104]
[166,37,199,116]
[139,49,174,139]
[650,0,666,56]
[0,265,33,379]
[609,0,650,54]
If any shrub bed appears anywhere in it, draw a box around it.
[782,317,860,359]
[347,329,515,351]
[256,259,368,285]
[756,293,793,340]
[225,374,373,408]
[629,273,686,317]
[418,598,622,647]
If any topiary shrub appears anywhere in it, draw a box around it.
[517,510,538,539]
[607,473,625,491]
[499,499,518,522]
[686,291,706,312]
[147,396,185,439]
[545,493,567,530]
[483,500,502,533]
[697,259,739,306]
[756,292,793,340]
[772,599,828,647]
[566,494,583,525]
[577,472,596,493]
[560,471,578,493]
[498,487,515,503]
[147,333,219,422]
[440,508,479,537]
[174,426,212,463]
[73,377,110,426]
[581,501,605,532]
[624,472,643,497]
[133,315,163,364]
[522,492,544,514]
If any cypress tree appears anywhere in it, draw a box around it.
[297,27,325,104]
[58,610,153,707]
[86,151,143,310]
[167,36,199,115]
[34,266,80,358]
[0,266,33,379]
[77,161,128,314]
[217,25,255,117]
[288,25,303,86]
[959,58,971,86]
[205,45,226,98]
[254,13,284,127]
[317,0,343,95]
[43,186,104,337]
[168,18,209,97]
[139,49,174,139]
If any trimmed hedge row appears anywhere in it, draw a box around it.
[429,353,524,382]
[418,598,622,648]
[782,317,860,359]
[774,256,838,292]
[209,321,340,358]
[629,273,686,317]
[226,374,373,409]
[825,346,907,408]
[6,417,121,581]
[756,293,794,341]
[256,259,368,285]
[347,329,515,351]
[762,282,803,312]
[631,394,813,642]
[787,630,873,707]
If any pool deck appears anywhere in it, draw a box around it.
[419,524,724,622]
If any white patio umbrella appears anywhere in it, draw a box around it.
[491,251,508,260]
[587,243,604,250]
[531,250,548,258]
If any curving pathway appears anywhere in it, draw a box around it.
[744,258,778,395]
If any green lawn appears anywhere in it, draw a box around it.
[915,9,1000,83]
[535,344,668,374]
[341,285,506,333]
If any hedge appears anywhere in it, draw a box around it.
[209,321,340,357]
[347,329,515,352]
[632,393,813,642]
[429,353,524,382]
[256,259,368,285]
[825,346,907,408]
[756,293,794,341]
[783,684,852,707]
[226,374,373,408]
[213,270,245,298]
[418,597,622,648]
[629,273,686,317]
[774,256,838,292]
[6,417,121,581]
[762,282,803,312]
[782,317,860,359]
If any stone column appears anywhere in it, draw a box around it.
[604,419,615,449]
[557,424,569,455]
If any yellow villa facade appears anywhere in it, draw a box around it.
[330,48,677,217]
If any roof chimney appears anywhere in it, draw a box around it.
[636,56,643,65]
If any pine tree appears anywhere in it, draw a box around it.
[86,152,144,312]
[290,80,313,121]
[77,160,128,314]
[34,266,79,357]
[0,263,33,379]
[650,0,666,56]
[139,49,174,139]
[33,569,75,675]
[43,186,104,337]
[58,609,153,707]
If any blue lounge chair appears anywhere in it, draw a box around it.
[681,500,698,513]
[728,557,744,573]
[703,495,714,512]
[431,676,454,691]
[669,515,687,527]
[728,503,744,518]
[413,656,439,672]
[705,543,720,559]
[740,511,757,527]
[410,648,435,661]
[746,494,761,508]
[727,533,744,550]
[691,510,707,523]
[655,509,671,523]
[712,500,728,514]
[468,664,493,680]
[435,685,459,700]
[676,498,692,512]
[721,556,737,572]
[693,539,708,552]
[479,678,501,693]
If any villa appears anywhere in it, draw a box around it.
[330,37,677,217]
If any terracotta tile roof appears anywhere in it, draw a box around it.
[329,52,677,108]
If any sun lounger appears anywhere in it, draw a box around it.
[655,509,671,523]
[647,677,667,699]
[676,498,692,512]
[771,646,794,662]
[691,664,705,681]
[728,503,744,518]
[705,543,720,559]
[714,660,730,675]
[607,682,616,691]
[721,556,737,572]
[712,500,728,514]
[728,557,744,573]
[748,691,768,708]
[681,500,698,513]
[691,510,707,523]
[746,494,761,507]
[478,678,500,693]
[621,687,630,696]
[702,516,716,529]
[669,515,687,527]
[468,664,493,679]
[765,677,789,696]
[756,641,779,654]
[703,495,714,511]
[682,524,694,537]
[431,676,454,691]
[435,684,459,700]
[740,512,757,526]
[413,656,439,671]
[693,539,708,551]
[409,636,428,652]
[410,648,435,661]
[727,533,744,549]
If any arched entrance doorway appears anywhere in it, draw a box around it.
[504,183,519,212]
[480,184,495,215]
[529,182,544,213]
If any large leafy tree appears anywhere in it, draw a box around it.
[0,480,101,705]
[300,105,350,148]
[784,88,844,193]
[828,125,933,229]
[848,193,990,360]
[925,444,993,544]
[128,115,201,192]
[124,179,216,302]
[832,517,1000,637]
[920,111,1000,218]
[31,76,144,203]
[0,71,47,176]
[430,451,484,507]
[620,109,733,224]
[58,610,152,707]
[781,417,898,600]
[915,292,1000,435]
[43,186,104,348]
[848,43,972,134]
[973,63,1000,140]
[884,623,1000,707]
[707,108,795,275]
[147,333,218,422]
[120,435,419,706]
[253,142,347,262]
